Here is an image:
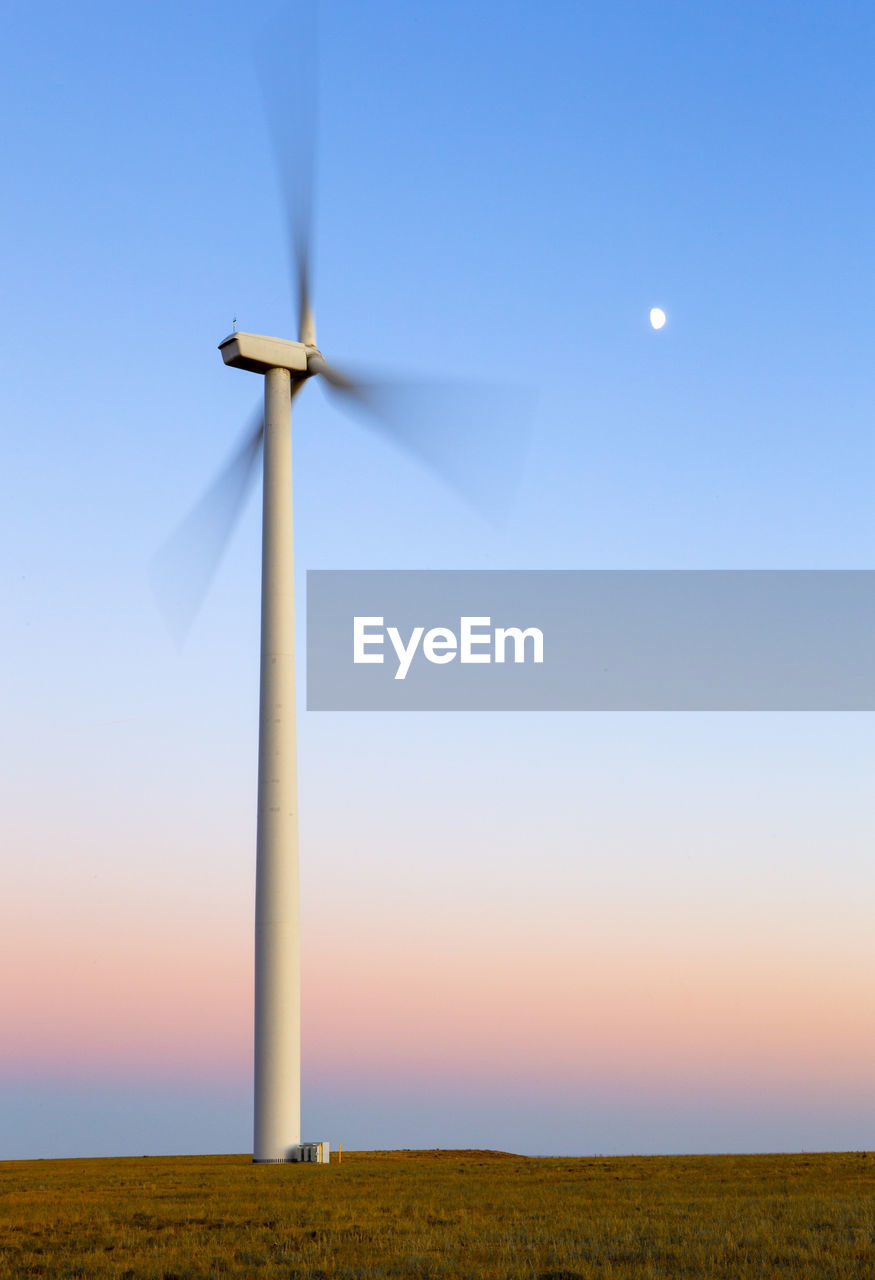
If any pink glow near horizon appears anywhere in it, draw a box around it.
[5,897,872,1107]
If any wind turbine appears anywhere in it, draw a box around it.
[154,27,529,1167]
[156,139,379,1163]
[214,199,389,1163]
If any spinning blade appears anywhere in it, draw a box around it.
[151,407,264,645]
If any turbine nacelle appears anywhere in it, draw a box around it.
[219,331,314,377]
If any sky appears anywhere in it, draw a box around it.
[2,0,874,1159]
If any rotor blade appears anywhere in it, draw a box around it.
[311,357,535,523]
[257,16,318,345]
[151,406,264,645]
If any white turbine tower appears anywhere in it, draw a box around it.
[219,332,306,1163]
[216,314,349,1162]
[214,261,378,1162]
[153,30,529,1165]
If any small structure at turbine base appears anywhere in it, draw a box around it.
[254,1141,331,1165]
[297,1141,330,1164]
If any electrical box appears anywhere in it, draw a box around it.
[291,1141,330,1163]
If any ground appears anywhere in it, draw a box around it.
[1,1149,873,1278]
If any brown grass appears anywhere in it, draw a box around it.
[0,1149,873,1278]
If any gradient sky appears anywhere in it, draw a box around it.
[2,0,874,1159]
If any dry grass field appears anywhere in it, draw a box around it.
[0,1149,873,1279]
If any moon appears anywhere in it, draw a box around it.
[649,307,667,330]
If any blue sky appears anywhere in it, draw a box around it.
[2,0,874,1159]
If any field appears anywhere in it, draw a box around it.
[1,1149,873,1279]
